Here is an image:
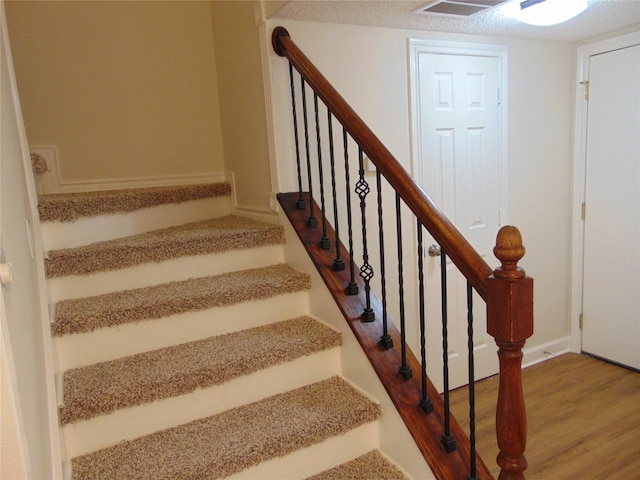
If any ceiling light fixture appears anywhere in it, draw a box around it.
[505,0,588,26]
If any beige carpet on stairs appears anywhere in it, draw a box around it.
[70,376,382,480]
[60,316,342,425]
[305,450,409,480]
[52,263,310,336]
[45,215,285,277]
[38,183,231,222]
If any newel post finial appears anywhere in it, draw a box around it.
[487,225,533,480]
[493,225,526,280]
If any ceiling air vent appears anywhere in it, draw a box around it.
[417,0,508,17]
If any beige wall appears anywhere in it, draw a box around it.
[267,19,575,360]
[5,1,225,183]
[211,1,273,212]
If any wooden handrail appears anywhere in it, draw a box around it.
[272,27,493,300]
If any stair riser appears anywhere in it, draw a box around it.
[227,422,380,480]
[55,291,311,371]
[62,347,342,458]
[41,196,231,251]
[47,245,285,302]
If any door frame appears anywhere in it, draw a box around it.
[570,30,640,353]
[1,4,64,478]
[408,39,509,228]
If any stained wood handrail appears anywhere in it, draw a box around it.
[272,27,493,300]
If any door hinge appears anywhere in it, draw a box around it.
[579,313,584,329]
[497,87,502,106]
[581,202,586,220]
[582,80,590,101]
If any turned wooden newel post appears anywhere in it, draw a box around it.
[486,226,533,480]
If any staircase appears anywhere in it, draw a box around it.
[40,183,411,479]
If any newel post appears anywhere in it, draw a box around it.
[486,226,533,480]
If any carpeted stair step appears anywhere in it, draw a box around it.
[40,184,235,252]
[305,450,409,480]
[45,215,284,278]
[70,376,381,480]
[60,316,342,425]
[52,263,311,337]
[38,183,231,222]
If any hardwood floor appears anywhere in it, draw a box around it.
[448,353,640,479]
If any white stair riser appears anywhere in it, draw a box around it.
[62,347,342,458]
[55,291,311,371]
[47,245,285,303]
[41,196,231,251]
[227,422,380,480]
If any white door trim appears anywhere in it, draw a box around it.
[569,30,640,353]
[1,4,64,477]
[407,39,509,227]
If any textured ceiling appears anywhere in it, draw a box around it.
[271,0,640,42]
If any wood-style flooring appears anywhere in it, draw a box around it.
[448,353,640,479]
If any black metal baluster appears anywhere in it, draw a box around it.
[343,128,358,295]
[327,110,344,271]
[467,280,478,480]
[377,169,392,349]
[417,220,433,413]
[440,250,457,453]
[300,77,317,228]
[356,148,374,322]
[313,93,330,249]
[396,193,412,379]
[288,62,305,210]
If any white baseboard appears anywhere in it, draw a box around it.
[233,204,279,224]
[522,336,571,369]
[30,145,230,194]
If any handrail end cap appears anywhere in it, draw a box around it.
[272,26,290,57]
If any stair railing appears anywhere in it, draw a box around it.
[273,27,533,480]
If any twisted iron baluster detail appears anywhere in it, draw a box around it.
[377,169,392,348]
[300,77,317,228]
[417,220,433,413]
[396,193,412,379]
[356,148,374,322]
[343,128,358,295]
[313,92,330,249]
[467,280,478,480]
[327,110,344,271]
[288,62,305,210]
[440,250,457,453]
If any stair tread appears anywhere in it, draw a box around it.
[60,316,342,425]
[52,263,310,336]
[70,376,381,480]
[38,182,231,222]
[305,450,409,480]
[45,215,285,278]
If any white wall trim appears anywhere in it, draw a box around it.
[569,30,640,353]
[1,4,63,477]
[1,291,32,480]
[258,21,282,213]
[29,145,230,194]
[522,336,571,369]
[232,204,280,224]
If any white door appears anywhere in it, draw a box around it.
[581,44,640,370]
[410,42,507,390]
